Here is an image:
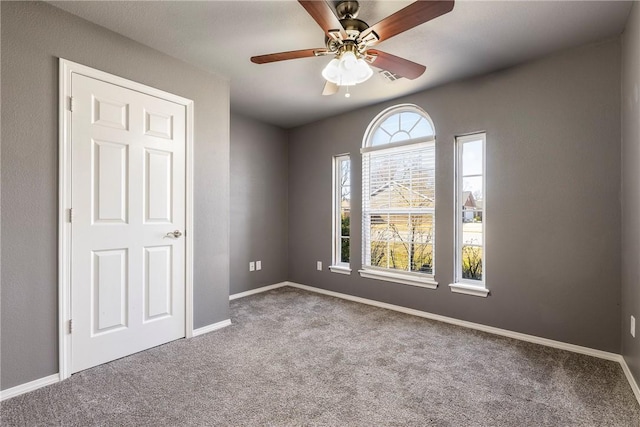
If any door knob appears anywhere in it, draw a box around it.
[164,230,183,239]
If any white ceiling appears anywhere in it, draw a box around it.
[49,1,632,128]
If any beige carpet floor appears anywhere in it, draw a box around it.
[2,286,640,426]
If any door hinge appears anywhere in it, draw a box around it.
[68,208,74,223]
[68,96,76,112]
[68,319,73,334]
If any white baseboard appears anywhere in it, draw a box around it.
[620,356,640,405]
[285,281,640,405]
[229,282,287,300]
[4,282,639,407]
[2,319,233,400]
[192,319,232,337]
[284,282,620,361]
[0,373,60,402]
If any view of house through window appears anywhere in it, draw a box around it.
[331,154,351,272]
[361,105,436,287]
[455,133,486,285]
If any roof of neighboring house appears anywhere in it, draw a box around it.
[462,191,476,208]
[462,192,484,210]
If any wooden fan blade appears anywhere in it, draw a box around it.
[361,0,454,45]
[251,48,327,64]
[368,50,426,80]
[322,81,339,96]
[298,1,347,39]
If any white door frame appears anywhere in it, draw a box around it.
[58,59,195,380]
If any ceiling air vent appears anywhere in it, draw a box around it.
[379,70,402,82]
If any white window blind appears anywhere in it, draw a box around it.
[360,105,437,287]
[362,142,435,277]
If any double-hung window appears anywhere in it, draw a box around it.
[360,105,437,288]
[450,133,489,297]
[330,154,351,274]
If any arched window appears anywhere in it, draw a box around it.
[367,107,435,147]
[360,104,437,288]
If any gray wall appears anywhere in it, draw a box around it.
[1,2,230,390]
[622,1,640,386]
[288,39,622,353]
[230,113,288,295]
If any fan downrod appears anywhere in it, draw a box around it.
[335,1,360,19]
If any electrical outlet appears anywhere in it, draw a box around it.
[256,260,262,271]
[317,261,322,271]
[631,315,636,338]
[249,262,255,272]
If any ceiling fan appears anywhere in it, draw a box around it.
[250,0,455,96]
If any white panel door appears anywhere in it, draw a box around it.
[71,74,186,373]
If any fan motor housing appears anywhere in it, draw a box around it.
[340,18,369,35]
[325,16,370,48]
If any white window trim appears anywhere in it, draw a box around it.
[331,154,351,274]
[359,268,438,289]
[361,104,437,287]
[361,136,436,154]
[449,282,489,297]
[329,265,352,275]
[452,132,488,297]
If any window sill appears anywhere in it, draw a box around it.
[449,282,489,298]
[358,269,438,289]
[329,265,352,275]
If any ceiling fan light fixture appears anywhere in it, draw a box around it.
[322,49,373,87]
[252,0,452,96]
[355,57,374,82]
[321,57,341,83]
